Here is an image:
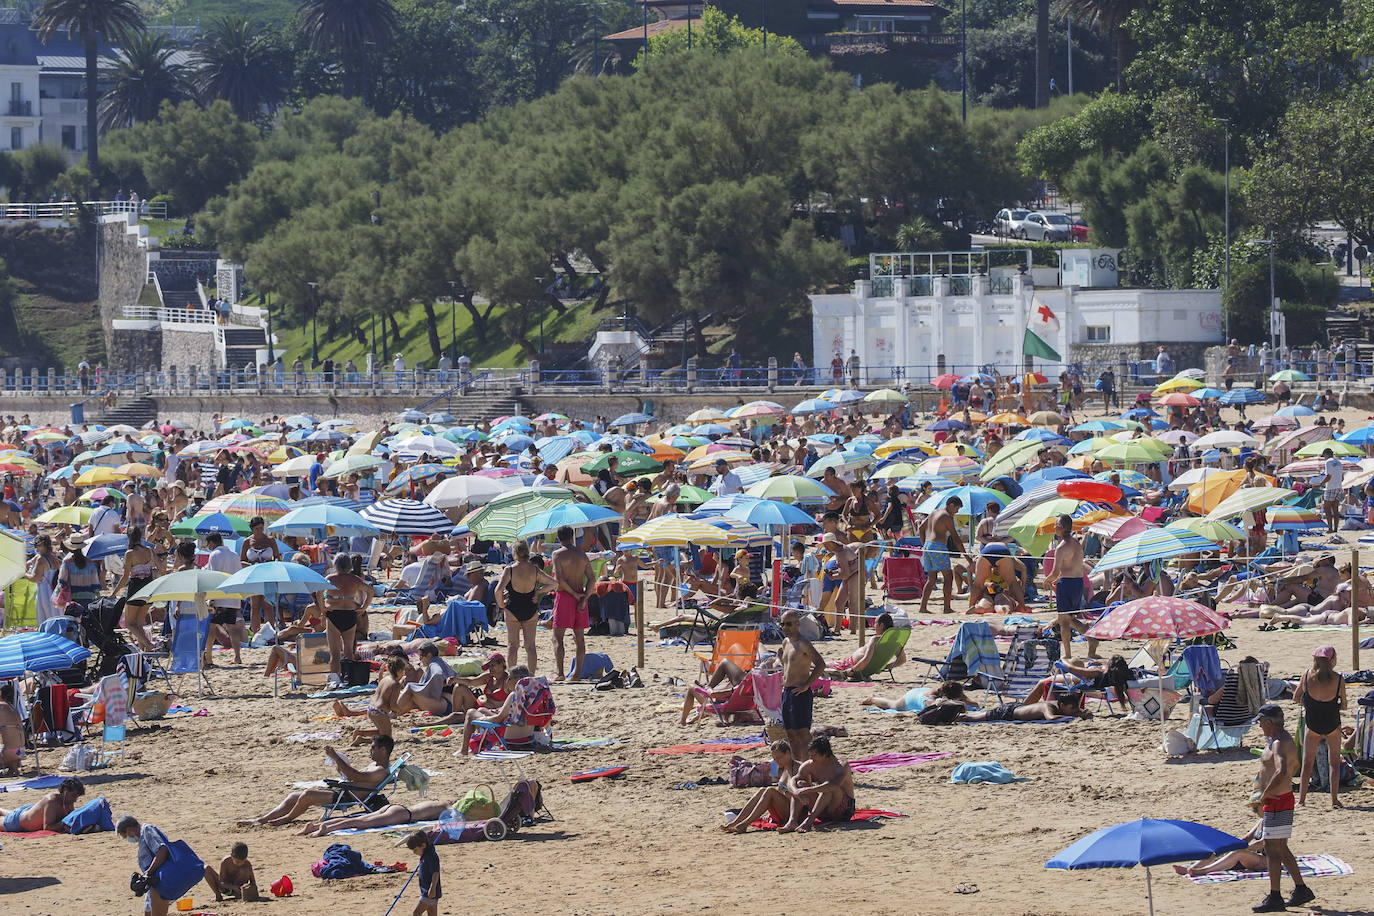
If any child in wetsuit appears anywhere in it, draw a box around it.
[406,830,442,916]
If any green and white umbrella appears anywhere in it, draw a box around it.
[1204,486,1295,521]
[461,487,577,540]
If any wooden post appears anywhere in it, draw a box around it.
[856,561,867,645]
[636,580,645,670]
[1352,549,1360,671]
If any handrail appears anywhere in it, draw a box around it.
[414,370,493,412]
[3,200,168,220]
[121,305,217,325]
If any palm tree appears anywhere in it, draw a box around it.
[33,0,145,180]
[98,31,192,131]
[1061,0,1140,92]
[297,0,398,102]
[193,16,288,122]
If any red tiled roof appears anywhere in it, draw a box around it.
[603,17,699,42]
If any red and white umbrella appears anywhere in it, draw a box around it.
[1086,596,1228,641]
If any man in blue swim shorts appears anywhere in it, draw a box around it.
[919,495,965,615]
[779,610,826,763]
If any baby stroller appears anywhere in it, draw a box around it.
[81,597,133,680]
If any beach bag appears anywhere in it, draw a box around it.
[455,785,499,821]
[60,742,97,771]
[150,839,205,901]
[520,678,556,719]
[1164,729,1195,757]
[62,796,114,833]
[729,755,774,788]
[917,704,960,726]
[339,658,372,687]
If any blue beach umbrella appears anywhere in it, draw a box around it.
[1276,404,1316,418]
[1219,388,1266,406]
[1094,530,1219,572]
[1072,420,1124,433]
[608,412,655,428]
[724,498,819,529]
[517,503,623,539]
[1192,387,1225,399]
[1015,427,1070,443]
[1047,818,1245,916]
[791,398,838,416]
[1019,467,1088,491]
[269,504,379,537]
[913,485,1008,517]
[217,561,333,596]
[0,631,92,678]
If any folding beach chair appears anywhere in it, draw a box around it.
[415,599,487,645]
[169,612,213,697]
[693,625,762,680]
[679,604,771,651]
[319,753,411,821]
[1050,662,1124,716]
[750,670,783,727]
[783,576,820,611]
[1184,660,1268,751]
[843,626,911,682]
[982,626,1057,702]
[273,631,331,697]
[98,723,128,767]
[686,676,761,727]
[471,677,556,753]
[881,555,925,601]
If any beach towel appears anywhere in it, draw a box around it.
[1234,662,1265,717]
[333,818,444,836]
[949,621,1000,680]
[1181,645,1223,697]
[306,685,373,699]
[1188,854,1353,885]
[551,737,619,750]
[959,717,1075,726]
[950,761,1023,784]
[312,843,403,879]
[848,752,955,774]
[748,809,905,830]
[287,731,343,743]
[648,740,767,755]
[0,775,63,793]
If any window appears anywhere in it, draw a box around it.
[9,127,20,150]
[1085,325,1111,342]
[9,82,19,102]
[60,125,75,151]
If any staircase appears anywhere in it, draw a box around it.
[221,326,268,369]
[93,396,159,429]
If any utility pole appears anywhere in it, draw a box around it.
[1066,17,1073,95]
[1218,117,1231,342]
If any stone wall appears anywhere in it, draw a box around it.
[109,327,160,372]
[160,327,218,374]
[98,215,149,368]
[1070,341,1212,377]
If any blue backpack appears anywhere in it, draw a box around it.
[62,796,114,833]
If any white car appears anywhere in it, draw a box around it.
[1021,211,1073,242]
[994,208,1031,237]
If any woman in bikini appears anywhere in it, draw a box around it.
[1293,645,1348,808]
[109,526,162,651]
[495,542,556,675]
[445,652,514,717]
[298,796,453,837]
[239,515,282,631]
[323,554,372,689]
[721,740,800,833]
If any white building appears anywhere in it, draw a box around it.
[810,249,1224,381]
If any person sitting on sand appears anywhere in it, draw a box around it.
[204,841,260,902]
[862,680,972,713]
[332,654,408,742]
[778,736,856,833]
[721,740,800,834]
[0,682,23,775]
[958,692,1090,722]
[1172,823,1267,877]
[1020,656,1133,704]
[826,612,907,678]
[392,642,457,717]
[1270,556,1341,606]
[0,776,84,832]
[299,797,453,837]
[237,735,394,826]
[456,665,533,755]
[261,614,326,677]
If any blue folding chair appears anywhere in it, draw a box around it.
[99,723,127,767]
[169,613,213,696]
[415,599,487,645]
[319,753,411,820]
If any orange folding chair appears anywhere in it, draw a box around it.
[693,625,762,679]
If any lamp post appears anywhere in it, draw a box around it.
[1217,117,1230,342]
[687,0,692,48]
[961,0,967,122]
[1249,235,1278,352]
[536,276,546,356]
[306,281,319,366]
[1066,16,1073,95]
[761,0,767,50]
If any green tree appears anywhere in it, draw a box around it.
[372,0,484,130]
[193,15,291,122]
[1017,91,1149,184]
[296,0,397,102]
[104,100,260,213]
[1061,0,1141,91]
[637,5,802,61]
[468,0,606,105]
[99,31,193,131]
[33,0,145,179]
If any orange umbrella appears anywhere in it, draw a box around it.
[988,412,1028,425]
[650,442,686,462]
[1155,393,1200,407]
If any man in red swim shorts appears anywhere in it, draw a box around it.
[551,525,595,682]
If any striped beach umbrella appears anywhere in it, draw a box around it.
[914,454,980,482]
[791,398,838,415]
[805,450,877,479]
[201,493,292,521]
[1219,387,1266,406]
[1295,439,1364,459]
[618,515,734,548]
[1264,505,1324,531]
[460,487,577,540]
[1205,486,1297,521]
[322,454,384,478]
[1269,369,1309,382]
[1094,530,1220,572]
[0,631,93,677]
[1165,518,1245,543]
[383,464,451,496]
[361,498,454,536]
[743,475,834,505]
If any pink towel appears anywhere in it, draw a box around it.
[848,751,955,774]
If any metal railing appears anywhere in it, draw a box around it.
[121,305,217,325]
[870,249,1035,280]
[2,199,168,220]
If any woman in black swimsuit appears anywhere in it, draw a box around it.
[495,541,557,675]
[324,554,371,689]
[1293,645,1348,808]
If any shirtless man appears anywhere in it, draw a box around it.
[1272,555,1341,606]
[778,609,826,763]
[1045,515,1096,659]
[0,776,84,833]
[649,486,680,609]
[1251,705,1315,912]
[237,735,394,826]
[0,682,22,775]
[322,554,372,689]
[779,736,856,833]
[958,692,1090,722]
[551,525,594,682]
[204,842,260,902]
[817,533,857,632]
[919,495,964,615]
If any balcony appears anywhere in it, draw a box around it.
[7,100,32,117]
[42,99,86,117]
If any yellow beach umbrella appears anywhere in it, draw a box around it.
[116,462,161,478]
[874,436,935,458]
[75,466,130,487]
[36,505,94,525]
[1152,376,1203,396]
[618,516,735,548]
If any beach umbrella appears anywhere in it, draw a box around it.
[1015,428,1070,445]
[269,505,379,537]
[1165,517,1245,543]
[743,476,833,505]
[937,441,983,458]
[1086,515,1155,540]
[427,412,458,425]
[1192,430,1259,450]
[685,408,728,423]
[1152,376,1203,395]
[75,466,130,487]
[1094,530,1219,572]
[322,454,383,478]
[868,461,924,481]
[1097,438,1171,465]
[925,418,968,432]
[1206,486,1295,520]
[1277,456,1355,478]
[1022,371,1049,386]
[1219,387,1266,406]
[730,401,785,420]
[84,531,149,562]
[804,450,876,478]
[1096,469,1152,490]
[689,515,771,547]
[532,412,568,423]
[580,450,661,476]
[1156,430,1197,446]
[1165,466,1220,493]
[518,503,623,539]
[202,493,292,521]
[461,487,577,540]
[723,498,818,530]
[171,512,250,537]
[930,373,960,389]
[1264,425,1332,457]
[691,423,733,437]
[84,487,125,503]
[35,505,93,525]
[1018,468,1088,494]
[0,631,93,678]
[425,475,516,509]
[1265,505,1324,531]
[1047,818,1246,916]
[988,412,1029,426]
[1339,425,1374,446]
[791,398,838,415]
[1185,470,1251,514]
[1269,369,1309,382]
[618,515,734,548]
[361,498,454,536]
[1028,410,1066,427]
[304,428,349,444]
[1295,439,1363,459]
[115,462,161,478]
[131,569,233,603]
[217,562,332,596]
[1072,420,1124,434]
[284,414,318,428]
[383,464,451,497]
[1007,499,1123,555]
[907,454,976,483]
[913,485,1008,518]
[895,473,959,492]
[657,484,712,506]
[1154,393,1200,408]
[979,440,1047,480]
[1276,404,1316,418]
[392,435,461,460]
[607,412,654,429]
[874,436,935,458]
[1056,479,1122,503]
[271,454,317,478]
[862,388,908,407]
[530,435,582,465]
[1250,415,1297,431]
[829,389,866,405]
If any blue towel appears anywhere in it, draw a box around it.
[951,761,1021,784]
[950,621,1000,680]
[1181,645,1222,697]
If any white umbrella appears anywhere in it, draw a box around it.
[1191,430,1259,450]
[425,475,517,509]
[1165,466,1220,493]
[272,454,316,478]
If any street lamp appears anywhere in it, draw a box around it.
[687,0,692,48]
[536,276,546,355]
[961,0,967,122]
[1216,117,1230,342]
[306,280,320,366]
[1248,235,1278,352]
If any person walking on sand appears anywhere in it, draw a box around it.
[1292,645,1347,808]
[918,495,963,615]
[778,609,825,763]
[551,525,594,682]
[1045,514,1096,659]
[1250,705,1315,912]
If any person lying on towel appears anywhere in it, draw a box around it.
[0,776,84,832]
[958,692,1090,723]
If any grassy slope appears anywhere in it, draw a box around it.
[10,286,102,367]
[269,299,607,368]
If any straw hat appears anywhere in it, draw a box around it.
[63,533,87,551]
[464,560,485,575]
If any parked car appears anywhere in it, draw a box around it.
[1021,211,1073,242]
[1070,218,1089,243]
[994,208,1031,237]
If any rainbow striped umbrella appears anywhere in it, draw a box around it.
[1205,486,1296,521]
[1264,505,1324,531]
[915,454,981,482]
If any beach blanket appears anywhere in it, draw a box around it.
[333,819,443,836]
[959,717,1075,726]
[306,686,373,699]
[950,761,1023,784]
[648,740,767,755]
[848,752,954,774]
[748,809,905,830]
[0,775,63,793]
[287,731,342,743]
[1188,854,1353,886]
[551,737,619,750]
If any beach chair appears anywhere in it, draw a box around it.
[685,676,761,727]
[273,631,331,697]
[694,625,762,679]
[98,723,128,767]
[1184,660,1268,751]
[679,604,771,651]
[169,612,213,697]
[783,576,820,611]
[881,555,924,601]
[471,677,556,753]
[844,626,911,682]
[1050,661,1124,716]
[750,670,784,727]
[982,627,1057,701]
[319,752,411,821]
[415,599,487,645]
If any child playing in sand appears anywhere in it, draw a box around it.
[406,830,442,916]
[205,841,260,902]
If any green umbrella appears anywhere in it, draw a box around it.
[322,453,385,478]
[1269,369,1309,382]
[131,569,233,602]
[580,450,662,476]
[461,487,577,540]
[979,439,1044,480]
[656,484,712,506]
